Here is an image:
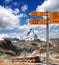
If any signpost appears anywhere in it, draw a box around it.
[30,12,46,16]
[29,12,59,65]
[50,12,59,24]
[46,11,49,65]
[29,19,46,25]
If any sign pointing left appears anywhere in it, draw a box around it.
[30,12,46,16]
[29,19,46,25]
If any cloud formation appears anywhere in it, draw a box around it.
[5,0,12,3]
[36,0,59,12]
[14,2,18,6]
[21,4,28,12]
[0,33,9,40]
[0,6,23,30]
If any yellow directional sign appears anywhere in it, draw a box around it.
[29,19,46,25]
[50,12,59,24]
[30,12,46,16]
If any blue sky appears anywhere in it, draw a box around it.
[0,0,59,40]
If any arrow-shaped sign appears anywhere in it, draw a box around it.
[30,12,46,16]
[29,19,46,25]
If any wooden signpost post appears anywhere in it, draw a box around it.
[29,11,59,65]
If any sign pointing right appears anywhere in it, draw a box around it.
[50,12,59,24]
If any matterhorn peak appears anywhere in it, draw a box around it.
[25,28,38,41]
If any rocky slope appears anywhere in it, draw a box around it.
[0,38,20,56]
[50,38,59,45]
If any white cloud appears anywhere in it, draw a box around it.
[49,25,59,38]
[0,33,24,40]
[0,6,23,30]
[18,13,27,18]
[18,24,39,31]
[21,4,28,12]
[13,8,20,14]
[36,0,59,12]
[0,33,9,40]
[26,19,30,23]
[9,33,22,39]
[38,25,59,39]
[14,2,18,6]
[5,0,12,3]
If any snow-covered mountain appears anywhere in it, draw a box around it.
[24,29,38,41]
[0,29,38,42]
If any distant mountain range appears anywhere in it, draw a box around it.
[3,29,38,42]
[0,30,59,58]
[2,29,59,43]
[0,29,59,44]
[50,38,59,45]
